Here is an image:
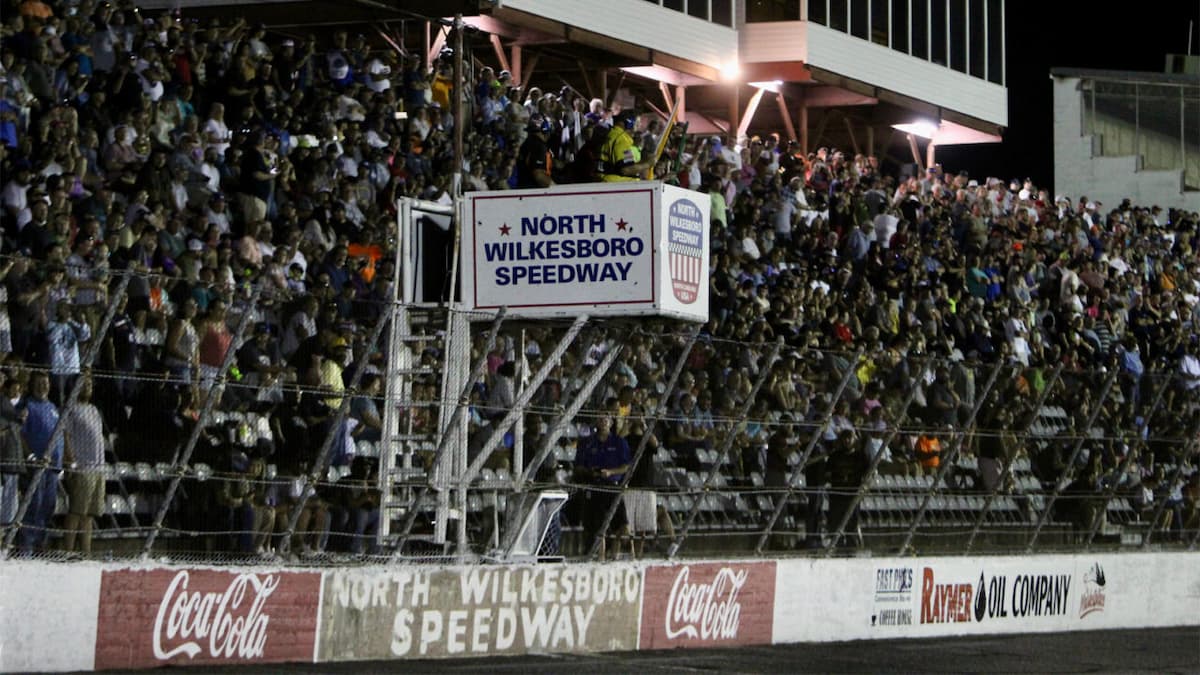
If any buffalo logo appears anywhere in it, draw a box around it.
[1079,563,1107,618]
[666,199,704,304]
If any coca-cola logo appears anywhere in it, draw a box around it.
[664,566,747,641]
[152,570,280,661]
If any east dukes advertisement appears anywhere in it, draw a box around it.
[315,564,642,660]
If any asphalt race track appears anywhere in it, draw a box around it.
[127,627,1198,674]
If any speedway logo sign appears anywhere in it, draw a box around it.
[462,182,709,322]
[316,565,641,660]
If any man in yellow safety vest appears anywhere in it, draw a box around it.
[599,110,652,182]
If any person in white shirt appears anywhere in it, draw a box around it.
[365,57,392,93]
[202,102,232,157]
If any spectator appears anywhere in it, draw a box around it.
[62,376,105,555]
[0,372,25,532]
[17,371,61,552]
[573,415,631,560]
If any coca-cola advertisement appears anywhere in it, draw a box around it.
[94,567,321,670]
[639,562,776,650]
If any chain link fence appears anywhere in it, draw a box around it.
[2,279,1196,564]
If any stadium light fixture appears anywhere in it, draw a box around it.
[892,120,940,139]
[749,80,784,93]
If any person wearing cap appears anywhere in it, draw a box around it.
[321,335,349,410]
[599,109,650,183]
[515,113,554,189]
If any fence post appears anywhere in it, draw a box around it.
[1083,371,1170,548]
[670,340,783,559]
[587,325,700,560]
[277,312,390,555]
[2,272,131,556]
[899,360,1003,556]
[753,347,864,554]
[1141,404,1200,549]
[499,338,625,559]
[824,359,931,554]
[141,282,264,557]
[966,364,1063,552]
[1025,369,1117,553]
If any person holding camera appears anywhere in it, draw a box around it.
[573,415,631,560]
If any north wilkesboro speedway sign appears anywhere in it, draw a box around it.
[0,553,1196,671]
[461,181,710,322]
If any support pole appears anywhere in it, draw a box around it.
[501,339,624,558]
[278,313,390,554]
[518,51,540,94]
[669,340,782,559]
[589,325,701,560]
[824,360,931,554]
[1084,372,1169,547]
[141,281,264,557]
[966,365,1063,552]
[736,87,767,144]
[3,273,131,556]
[907,133,924,171]
[1142,402,1199,549]
[842,116,860,156]
[777,92,797,143]
[754,348,864,554]
[452,15,464,197]
[1025,370,1117,553]
[659,81,674,112]
[899,361,1004,555]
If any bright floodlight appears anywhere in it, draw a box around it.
[719,60,741,81]
[749,80,783,93]
[892,121,940,139]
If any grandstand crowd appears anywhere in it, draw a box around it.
[0,0,1197,558]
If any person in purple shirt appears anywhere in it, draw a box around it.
[574,416,631,560]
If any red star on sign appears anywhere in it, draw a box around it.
[499,223,511,236]
[616,218,629,231]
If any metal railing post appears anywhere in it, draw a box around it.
[141,282,264,557]
[824,360,931,554]
[671,340,783,559]
[899,360,1004,555]
[966,364,1063,551]
[277,312,389,554]
[1025,370,1117,553]
[2,273,131,556]
[754,348,864,555]
[1141,406,1200,549]
[1083,371,1170,548]
[499,338,624,559]
[588,325,700,560]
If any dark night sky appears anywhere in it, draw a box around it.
[936,1,1200,190]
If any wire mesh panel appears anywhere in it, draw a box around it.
[1,267,1197,563]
